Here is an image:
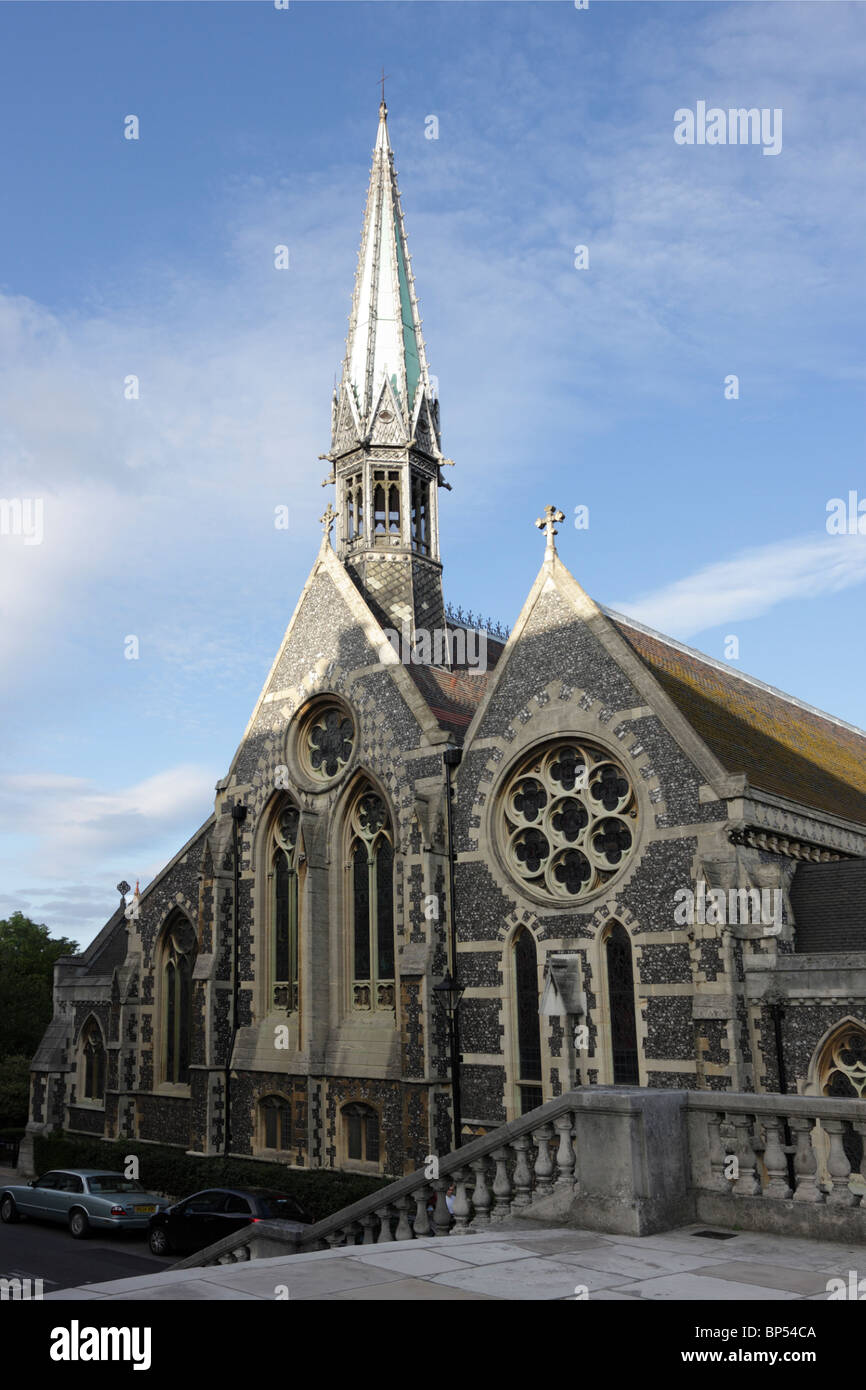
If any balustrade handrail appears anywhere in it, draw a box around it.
[686,1092,866,1122]
[173,1087,590,1267]
[172,1084,866,1269]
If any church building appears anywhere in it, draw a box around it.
[28,102,866,1179]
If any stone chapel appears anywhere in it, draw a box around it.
[28,102,866,1178]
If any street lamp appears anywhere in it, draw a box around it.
[434,970,465,1148]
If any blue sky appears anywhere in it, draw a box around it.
[1,0,864,945]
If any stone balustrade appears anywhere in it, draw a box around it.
[171,1086,866,1270]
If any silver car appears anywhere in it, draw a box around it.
[0,1168,169,1239]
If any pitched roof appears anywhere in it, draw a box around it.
[606,609,866,826]
[407,650,500,737]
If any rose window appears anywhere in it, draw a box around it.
[303,706,354,781]
[501,741,638,901]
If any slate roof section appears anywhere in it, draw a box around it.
[790,861,866,953]
[606,611,866,827]
[405,632,503,738]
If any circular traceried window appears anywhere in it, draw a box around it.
[300,704,355,782]
[500,740,638,902]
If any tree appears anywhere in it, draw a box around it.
[0,913,79,1060]
[0,1055,31,1129]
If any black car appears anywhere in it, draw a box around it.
[147,1187,312,1255]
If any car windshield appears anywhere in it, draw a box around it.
[86,1176,146,1194]
[256,1196,305,1220]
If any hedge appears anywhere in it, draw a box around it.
[33,1132,389,1223]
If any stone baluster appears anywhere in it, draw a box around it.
[853,1121,866,1189]
[762,1117,793,1199]
[360,1214,377,1244]
[375,1205,395,1241]
[413,1185,431,1238]
[345,1221,363,1245]
[706,1111,731,1193]
[394,1196,414,1241]
[510,1134,534,1212]
[790,1114,824,1203]
[469,1157,492,1226]
[450,1167,473,1233]
[490,1147,513,1222]
[554,1112,577,1188]
[431,1178,452,1236]
[532,1122,555,1196]
[325,1229,343,1248]
[823,1119,856,1207]
[730,1113,761,1196]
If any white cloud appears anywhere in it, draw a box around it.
[613,533,866,639]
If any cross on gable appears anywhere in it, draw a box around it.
[535,504,565,553]
[320,502,338,540]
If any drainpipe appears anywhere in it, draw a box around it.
[224,803,247,1159]
[443,747,463,1146]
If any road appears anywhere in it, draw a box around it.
[0,1217,174,1292]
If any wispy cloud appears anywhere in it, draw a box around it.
[613,533,866,640]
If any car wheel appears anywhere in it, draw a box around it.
[0,1195,19,1224]
[149,1227,172,1256]
[69,1209,90,1239]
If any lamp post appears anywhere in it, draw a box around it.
[434,970,465,1149]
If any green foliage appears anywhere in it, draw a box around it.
[0,1055,31,1129]
[32,1132,388,1222]
[0,913,79,1059]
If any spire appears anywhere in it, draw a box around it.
[327,100,447,646]
[341,100,433,436]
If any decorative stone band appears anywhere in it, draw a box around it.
[729,826,849,862]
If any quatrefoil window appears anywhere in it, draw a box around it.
[501,740,638,902]
[300,704,355,782]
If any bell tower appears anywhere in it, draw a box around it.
[322,100,450,640]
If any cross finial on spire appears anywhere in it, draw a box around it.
[535,504,565,558]
[378,66,389,112]
[320,501,338,543]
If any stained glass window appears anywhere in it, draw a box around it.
[514,929,543,1114]
[272,801,300,1011]
[162,914,196,1084]
[81,1019,105,1101]
[502,740,637,903]
[606,923,639,1085]
[348,786,394,1013]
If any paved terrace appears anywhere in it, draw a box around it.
[45,1223,864,1301]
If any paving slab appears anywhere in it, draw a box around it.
[429,1255,619,1300]
[617,1272,803,1301]
[344,1247,471,1277]
[508,1233,615,1256]
[328,1277,498,1300]
[198,1255,405,1300]
[556,1244,724,1279]
[107,1280,262,1300]
[688,1261,837,1296]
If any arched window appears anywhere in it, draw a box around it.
[347,785,394,1013]
[605,923,639,1084]
[80,1018,105,1102]
[819,1023,866,1099]
[388,483,400,534]
[373,483,386,535]
[411,475,429,554]
[270,801,300,1011]
[514,929,542,1114]
[260,1095,292,1152]
[343,1102,380,1165]
[161,913,196,1084]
